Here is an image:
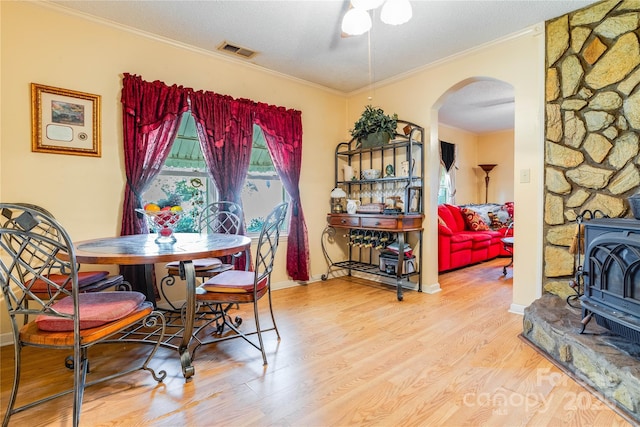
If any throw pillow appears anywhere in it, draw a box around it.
[461,207,490,231]
[503,202,514,218]
[488,212,507,230]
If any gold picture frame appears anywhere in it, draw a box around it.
[31,83,101,157]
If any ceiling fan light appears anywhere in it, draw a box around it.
[351,0,385,11]
[381,0,412,26]
[341,8,372,36]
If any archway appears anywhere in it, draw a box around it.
[424,76,515,293]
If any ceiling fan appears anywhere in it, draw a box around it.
[341,0,413,37]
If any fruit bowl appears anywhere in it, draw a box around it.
[136,208,181,243]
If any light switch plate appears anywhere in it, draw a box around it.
[520,169,530,183]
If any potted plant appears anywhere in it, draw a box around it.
[350,105,398,147]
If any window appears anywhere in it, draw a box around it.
[438,165,454,205]
[142,112,288,234]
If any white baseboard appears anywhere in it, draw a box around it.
[1,332,14,347]
[509,303,526,315]
[421,282,442,294]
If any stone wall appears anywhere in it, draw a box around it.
[544,0,640,292]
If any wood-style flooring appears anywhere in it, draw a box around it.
[0,259,633,426]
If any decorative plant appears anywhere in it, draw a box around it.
[350,105,398,141]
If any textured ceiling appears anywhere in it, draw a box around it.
[50,0,598,133]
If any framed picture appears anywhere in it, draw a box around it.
[31,83,101,157]
[407,186,422,213]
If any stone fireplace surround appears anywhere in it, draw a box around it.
[532,0,640,422]
[523,294,640,423]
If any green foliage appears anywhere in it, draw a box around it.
[247,217,264,233]
[350,105,398,140]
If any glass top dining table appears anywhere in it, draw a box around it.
[72,232,252,380]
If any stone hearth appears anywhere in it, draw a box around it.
[523,293,640,423]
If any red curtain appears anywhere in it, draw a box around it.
[190,91,254,268]
[255,103,309,281]
[120,74,190,236]
[190,91,254,206]
[119,74,189,298]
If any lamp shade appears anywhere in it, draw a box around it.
[341,7,372,35]
[330,187,347,198]
[380,0,412,26]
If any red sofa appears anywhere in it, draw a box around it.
[437,203,513,273]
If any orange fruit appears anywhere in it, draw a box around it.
[144,203,160,211]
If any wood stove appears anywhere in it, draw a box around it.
[580,218,640,343]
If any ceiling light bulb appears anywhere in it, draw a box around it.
[351,0,385,11]
[381,0,412,26]
[341,8,372,36]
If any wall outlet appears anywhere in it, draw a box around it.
[520,169,530,183]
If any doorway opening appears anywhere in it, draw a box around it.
[432,77,515,283]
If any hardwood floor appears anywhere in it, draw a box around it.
[1,259,632,426]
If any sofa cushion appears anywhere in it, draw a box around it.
[450,239,473,252]
[439,204,466,232]
[438,216,453,235]
[461,207,490,231]
[458,232,491,249]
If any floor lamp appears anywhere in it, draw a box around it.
[479,164,497,203]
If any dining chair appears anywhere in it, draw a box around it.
[159,201,243,310]
[194,202,288,364]
[0,203,167,427]
[1,203,132,302]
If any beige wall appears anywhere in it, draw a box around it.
[478,129,515,204]
[437,125,515,206]
[0,2,345,342]
[347,26,546,310]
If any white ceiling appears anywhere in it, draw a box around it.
[50,0,598,133]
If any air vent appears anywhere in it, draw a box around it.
[217,41,257,59]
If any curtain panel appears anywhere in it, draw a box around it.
[190,91,254,269]
[120,73,190,236]
[255,103,309,281]
[440,140,456,172]
[119,73,190,297]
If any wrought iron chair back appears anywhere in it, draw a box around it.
[0,204,76,313]
[198,201,243,235]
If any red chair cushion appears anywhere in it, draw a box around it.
[201,270,267,293]
[35,291,146,331]
[30,271,110,292]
